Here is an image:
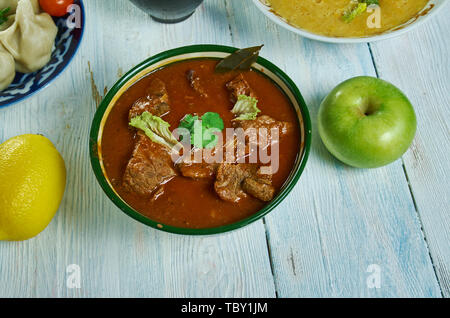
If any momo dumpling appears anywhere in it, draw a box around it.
[0,2,16,32]
[0,13,14,31]
[0,43,15,91]
[0,0,39,15]
[0,0,18,14]
[0,0,57,73]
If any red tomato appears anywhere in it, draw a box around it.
[39,0,74,17]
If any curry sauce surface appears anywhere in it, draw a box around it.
[101,59,301,229]
[267,0,429,37]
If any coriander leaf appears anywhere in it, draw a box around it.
[362,0,379,5]
[179,114,199,131]
[188,119,201,148]
[343,2,367,23]
[342,0,379,23]
[231,95,261,121]
[177,112,224,149]
[200,112,224,148]
[0,7,11,25]
[202,112,224,130]
[202,127,222,149]
[129,111,179,149]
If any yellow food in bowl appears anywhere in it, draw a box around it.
[266,0,429,37]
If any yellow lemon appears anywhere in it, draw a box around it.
[0,134,66,241]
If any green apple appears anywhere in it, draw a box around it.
[318,76,417,168]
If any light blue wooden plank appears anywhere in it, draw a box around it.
[369,4,450,296]
[0,0,276,297]
[226,0,442,297]
[0,0,446,298]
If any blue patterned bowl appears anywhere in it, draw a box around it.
[0,0,85,108]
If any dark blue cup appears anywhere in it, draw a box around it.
[129,0,204,23]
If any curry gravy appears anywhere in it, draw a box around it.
[266,0,429,37]
[101,59,301,229]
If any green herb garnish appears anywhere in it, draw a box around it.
[343,3,367,23]
[343,0,379,23]
[364,0,380,5]
[129,111,179,149]
[0,7,11,25]
[178,112,224,149]
[231,95,261,121]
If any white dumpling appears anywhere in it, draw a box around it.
[0,0,18,13]
[0,0,57,73]
[0,43,15,91]
[0,0,39,15]
[0,13,14,31]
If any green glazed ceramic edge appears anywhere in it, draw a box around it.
[89,44,312,236]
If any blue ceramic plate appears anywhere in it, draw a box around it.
[0,0,85,108]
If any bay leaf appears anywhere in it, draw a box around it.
[215,45,264,73]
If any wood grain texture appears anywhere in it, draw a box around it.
[369,3,450,297]
[0,0,276,298]
[225,0,442,297]
[0,0,448,298]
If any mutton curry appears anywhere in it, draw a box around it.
[100,59,301,229]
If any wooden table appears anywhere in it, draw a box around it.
[0,0,448,298]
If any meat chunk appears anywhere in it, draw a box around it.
[232,115,293,153]
[179,162,218,179]
[123,132,176,196]
[129,78,170,120]
[187,70,208,98]
[177,147,219,179]
[214,163,275,203]
[234,115,291,136]
[226,74,256,103]
[243,165,274,202]
[226,74,290,143]
[214,164,248,203]
[242,178,275,202]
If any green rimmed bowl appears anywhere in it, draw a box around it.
[89,44,312,235]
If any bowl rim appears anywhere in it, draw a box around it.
[0,0,86,108]
[89,44,312,235]
[252,0,447,44]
